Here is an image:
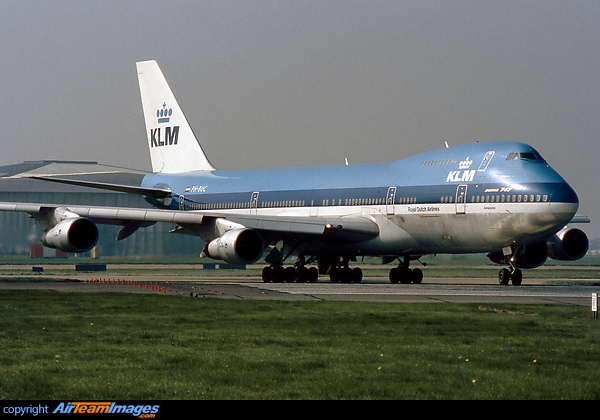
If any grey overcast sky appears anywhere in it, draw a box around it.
[2,1,599,238]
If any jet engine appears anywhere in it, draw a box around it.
[547,227,589,261]
[488,227,589,269]
[487,241,548,269]
[41,217,99,253]
[514,241,549,268]
[204,228,265,265]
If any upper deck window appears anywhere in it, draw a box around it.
[420,159,456,166]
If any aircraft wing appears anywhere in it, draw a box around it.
[211,212,380,242]
[15,177,380,242]
[0,202,204,225]
[0,202,379,243]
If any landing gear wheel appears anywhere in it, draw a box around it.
[510,268,522,286]
[389,267,400,284]
[284,267,296,283]
[498,268,510,285]
[330,268,340,283]
[412,268,423,284]
[329,266,362,283]
[340,267,353,283]
[388,255,425,284]
[399,267,412,284]
[296,267,308,283]
[273,266,285,283]
[389,267,423,284]
[351,267,363,283]
[263,266,286,283]
[307,267,319,283]
[262,266,272,283]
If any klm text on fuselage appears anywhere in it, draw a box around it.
[446,169,475,183]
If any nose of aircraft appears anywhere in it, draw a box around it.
[549,181,579,224]
[519,181,579,238]
[549,201,579,225]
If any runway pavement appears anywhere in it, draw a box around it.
[243,281,597,305]
[0,275,597,306]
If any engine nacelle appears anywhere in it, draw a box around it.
[547,227,589,261]
[204,228,264,265]
[488,241,548,269]
[41,217,99,253]
[515,241,549,268]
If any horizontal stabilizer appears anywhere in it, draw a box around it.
[28,176,171,198]
[570,215,590,223]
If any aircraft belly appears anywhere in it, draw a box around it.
[250,208,420,257]
[399,213,475,253]
[396,202,575,254]
[549,202,579,224]
[359,214,420,255]
[176,201,578,258]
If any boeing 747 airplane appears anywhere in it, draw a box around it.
[0,60,589,285]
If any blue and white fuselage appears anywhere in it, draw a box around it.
[142,141,579,260]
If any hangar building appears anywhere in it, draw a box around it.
[0,160,203,257]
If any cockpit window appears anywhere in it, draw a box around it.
[520,152,537,160]
[506,152,546,162]
[533,152,546,162]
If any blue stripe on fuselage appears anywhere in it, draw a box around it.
[141,141,578,210]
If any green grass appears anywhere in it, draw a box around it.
[1,290,600,399]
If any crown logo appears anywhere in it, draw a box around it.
[459,157,473,169]
[156,103,172,123]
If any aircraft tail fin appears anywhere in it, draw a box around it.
[136,60,216,173]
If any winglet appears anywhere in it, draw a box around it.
[136,60,216,173]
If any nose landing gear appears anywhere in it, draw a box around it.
[498,261,522,286]
[494,247,524,286]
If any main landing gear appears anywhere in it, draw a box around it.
[262,253,426,284]
[388,256,423,284]
[328,258,363,283]
[262,255,319,283]
[261,255,364,283]
[262,263,319,283]
[261,263,364,283]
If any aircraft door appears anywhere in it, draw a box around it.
[455,185,467,214]
[478,151,495,172]
[386,187,397,215]
[250,191,260,214]
[179,195,185,211]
